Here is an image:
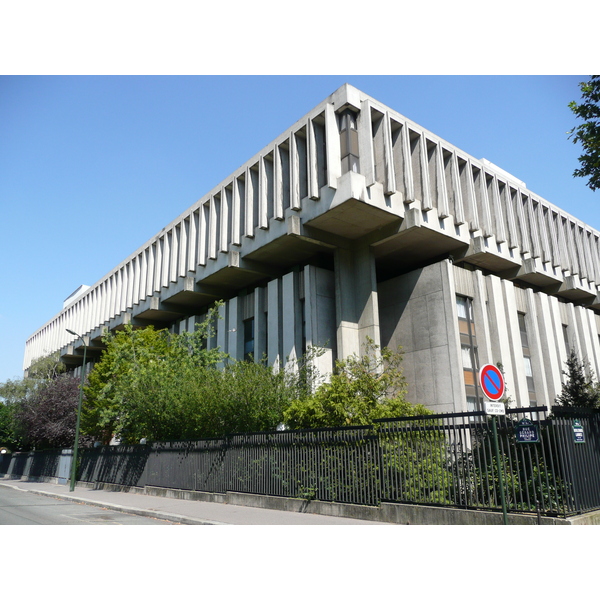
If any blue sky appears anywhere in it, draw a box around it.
[0,75,598,384]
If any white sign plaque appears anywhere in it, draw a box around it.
[484,401,506,416]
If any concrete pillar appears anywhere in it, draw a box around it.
[534,292,563,405]
[267,278,282,370]
[282,271,302,368]
[304,265,336,381]
[524,288,549,408]
[254,287,267,362]
[228,297,239,361]
[334,242,380,360]
[486,276,520,406]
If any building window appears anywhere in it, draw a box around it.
[524,355,535,392]
[518,312,529,348]
[563,324,570,354]
[243,317,254,361]
[457,295,480,408]
[300,298,306,355]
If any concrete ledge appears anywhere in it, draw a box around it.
[145,486,227,505]
[380,502,569,525]
[0,475,63,485]
[567,512,600,525]
[225,492,569,525]
[6,476,600,524]
[226,491,383,522]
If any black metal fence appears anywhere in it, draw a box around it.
[0,448,72,483]
[4,407,600,518]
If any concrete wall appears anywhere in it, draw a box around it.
[378,260,464,412]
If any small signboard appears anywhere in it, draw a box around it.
[484,401,506,416]
[515,418,539,443]
[573,419,585,444]
[479,364,506,401]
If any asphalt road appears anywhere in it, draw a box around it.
[0,485,177,525]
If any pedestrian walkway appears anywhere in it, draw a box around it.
[0,479,390,525]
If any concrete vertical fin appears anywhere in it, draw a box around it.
[244,167,255,238]
[358,99,375,188]
[274,145,284,220]
[383,112,397,195]
[525,194,541,259]
[490,176,506,244]
[308,118,320,199]
[476,165,492,237]
[451,152,465,226]
[220,187,230,253]
[325,103,341,190]
[436,142,449,218]
[401,122,415,203]
[258,157,269,229]
[290,131,301,211]
[198,202,208,266]
[208,197,217,260]
[417,133,431,209]
[464,159,479,232]
[504,184,518,250]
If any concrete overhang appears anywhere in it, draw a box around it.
[499,257,564,288]
[459,235,521,273]
[305,196,401,239]
[585,293,600,311]
[552,275,598,303]
[60,336,104,366]
[372,208,469,277]
[133,294,191,323]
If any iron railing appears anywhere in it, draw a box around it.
[4,408,600,517]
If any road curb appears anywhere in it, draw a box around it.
[0,482,227,525]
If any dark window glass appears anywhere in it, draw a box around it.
[243,317,254,361]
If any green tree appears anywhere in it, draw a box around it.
[284,339,430,429]
[81,324,174,444]
[555,349,600,409]
[569,75,600,191]
[80,303,295,443]
[0,401,19,450]
[0,352,66,450]
[12,374,92,450]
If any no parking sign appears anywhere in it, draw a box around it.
[479,364,505,401]
[479,364,506,415]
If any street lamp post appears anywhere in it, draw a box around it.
[66,328,87,492]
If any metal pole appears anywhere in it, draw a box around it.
[492,415,509,525]
[67,330,86,492]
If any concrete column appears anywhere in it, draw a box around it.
[267,278,282,370]
[282,271,301,368]
[524,288,550,408]
[486,275,520,405]
[501,280,528,408]
[534,292,563,405]
[213,301,228,360]
[254,286,267,362]
[575,305,598,372]
[304,265,335,382]
[471,269,493,367]
[325,103,341,190]
[334,242,380,360]
[228,297,240,362]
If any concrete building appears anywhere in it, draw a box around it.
[24,84,600,413]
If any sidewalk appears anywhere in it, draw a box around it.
[0,479,389,525]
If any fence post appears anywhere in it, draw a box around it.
[492,416,509,525]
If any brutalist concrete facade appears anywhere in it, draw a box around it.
[24,84,600,413]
